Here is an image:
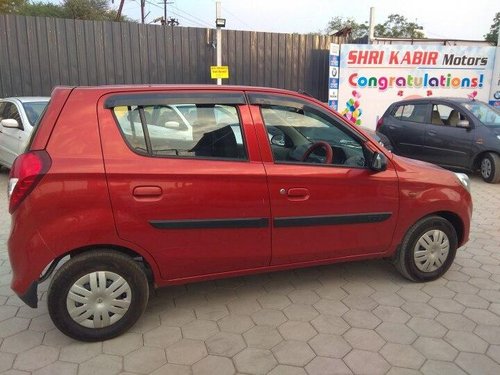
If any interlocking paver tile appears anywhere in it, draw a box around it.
[192,355,235,375]
[278,320,317,341]
[206,331,246,357]
[376,322,417,344]
[233,348,277,374]
[401,302,439,319]
[269,364,307,375]
[288,290,320,305]
[283,304,319,322]
[342,309,381,329]
[420,360,467,375]
[194,304,229,321]
[13,345,59,371]
[406,317,447,338]
[79,354,122,375]
[59,342,102,363]
[310,315,350,335]
[308,334,351,358]
[257,294,291,310]
[343,328,385,352]
[244,326,282,349]
[166,339,207,365]
[373,306,411,323]
[218,314,254,333]
[305,356,352,375]
[344,350,390,375]
[272,340,315,366]
[102,332,143,355]
[454,293,489,308]
[313,299,349,316]
[380,343,425,369]
[413,337,458,361]
[455,352,500,375]
[252,309,287,327]
[144,326,182,348]
[444,330,488,353]
[0,330,43,354]
[32,361,78,375]
[181,319,218,340]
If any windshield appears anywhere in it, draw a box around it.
[22,101,49,126]
[462,101,500,127]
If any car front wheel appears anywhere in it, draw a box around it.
[480,152,500,183]
[394,216,458,282]
[47,250,149,342]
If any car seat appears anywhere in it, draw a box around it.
[190,125,239,159]
[431,110,444,125]
[447,110,460,126]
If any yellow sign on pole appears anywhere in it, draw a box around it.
[211,66,229,79]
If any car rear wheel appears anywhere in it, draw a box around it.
[480,152,500,183]
[394,216,457,282]
[47,250,149,342]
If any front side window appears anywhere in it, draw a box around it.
[113,104,246,160]
[431,104,467,127]
[261,105,366,167]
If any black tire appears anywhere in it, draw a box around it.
[394,216,458,282]
[480,152,500,183]
[47,250,149,342]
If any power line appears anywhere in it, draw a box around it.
[223,8,252,29]
[170,4,212,27]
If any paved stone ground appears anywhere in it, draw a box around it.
[0,167,499,375]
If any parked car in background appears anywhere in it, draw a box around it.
[8,85,471,341]
[0,97,50,168]
[376,98,500,183]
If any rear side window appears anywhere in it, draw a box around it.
[113,104,246,160]
[391,104,427,124]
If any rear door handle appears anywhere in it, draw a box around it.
[427,130,437,136]
[133,186,163,197]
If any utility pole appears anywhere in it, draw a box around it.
[141,0,146,24]
[116,0,125,21]
[368,7,375,44]
[216,1,222,85]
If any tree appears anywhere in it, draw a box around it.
[484,12,499,44]
[18,1,66,18]
[374,14,425,39]
[326,16,368,40]
[0,0,26,14]
[63,0,121,21]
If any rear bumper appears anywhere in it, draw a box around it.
[18,281,38,308]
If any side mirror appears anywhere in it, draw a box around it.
[271,134,285,147]
[456,120,470,128]
[0,119,20,129]
[370,152,388,172]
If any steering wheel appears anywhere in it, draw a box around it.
[301,141,333,164]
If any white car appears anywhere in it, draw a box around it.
[0,97,50,168]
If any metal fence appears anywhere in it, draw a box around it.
[0,14,341,101]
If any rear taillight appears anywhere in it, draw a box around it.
[8,150,51,214]
[376,117,384,131]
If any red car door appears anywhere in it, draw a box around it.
[98,90,271,280]
[247,92,399,265]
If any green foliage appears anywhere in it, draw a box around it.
[374,14,425,38]
[18,1,66,17]
[325,14,425,40]
[2,0,131,21]
[326,16,368,40]
[484,12,499,44]
[0,0,26,14]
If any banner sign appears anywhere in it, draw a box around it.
[335,44,497,128]
[489,47,500,108]
[328,44,340,111]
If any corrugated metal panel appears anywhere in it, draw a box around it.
[0,14,341,101]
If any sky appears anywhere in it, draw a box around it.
[116,0,499,41]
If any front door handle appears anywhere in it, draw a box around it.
[133,186,163,197]
[427,130,437,136]
[281,187,310,201]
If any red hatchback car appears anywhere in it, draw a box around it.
[8,85,472,341]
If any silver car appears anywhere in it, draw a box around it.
[0,97,49,169]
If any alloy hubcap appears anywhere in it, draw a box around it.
[66,271,132,329]
[413,230,450,273]
[481,158,492,178]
